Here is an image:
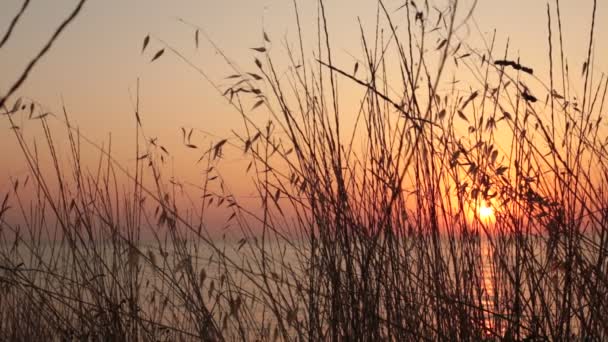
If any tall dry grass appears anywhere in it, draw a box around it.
[2,0,608,340]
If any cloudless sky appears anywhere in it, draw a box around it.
[1,0,606,201]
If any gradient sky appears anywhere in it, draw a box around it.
[1,0,606,200]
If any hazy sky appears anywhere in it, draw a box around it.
[1,0,606,198]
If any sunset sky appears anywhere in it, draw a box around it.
[3,3,608,339]
[1,0,606,199]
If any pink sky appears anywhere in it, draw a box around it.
[1,0,606,226]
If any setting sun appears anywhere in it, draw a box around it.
[478,203,495,222]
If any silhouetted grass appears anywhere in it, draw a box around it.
[1,0,608,340]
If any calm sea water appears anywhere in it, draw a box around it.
[1,234,596,339]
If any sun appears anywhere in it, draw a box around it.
[478,202,495,222]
